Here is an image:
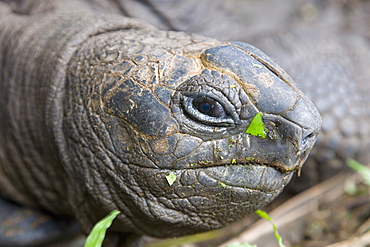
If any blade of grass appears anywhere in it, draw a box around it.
[347,159,370,185]
[255,210,286,247]
[84,210,120,247]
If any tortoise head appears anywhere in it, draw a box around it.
[64,29,321,237]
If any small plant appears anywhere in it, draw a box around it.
[226,210,286,247]
[345,159,370,196]
[347,159,370,186]
[84,210,120,247]
[85,210,285,247]
[255,210,286,247]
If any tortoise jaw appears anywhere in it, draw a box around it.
[201,163,293,192]
[182,150,309,192]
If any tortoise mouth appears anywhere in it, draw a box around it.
[175,157,301,192]
[116,161,292,238]
[189,158,303,173]
[159,159,297,193]
[200,163,293,192]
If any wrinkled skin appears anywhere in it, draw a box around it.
[0,1,323,246]
[64,32,320,237]
[125,0,370,191]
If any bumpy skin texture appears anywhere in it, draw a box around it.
[65,32,320,236]
[125,0,370,191]
[248,30,370,190]
[0,1,321,246]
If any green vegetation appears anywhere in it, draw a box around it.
[255,210,286,247]
[252,63,263,69]
[219,182,227,188]
[84,209,285,247]
[84,210,120,247]
[347,159,370,186]
[245,157,255,162]
[226,210,286,247]
[346,159,370,196]
[246,112,266,139]
[165,171,177,186]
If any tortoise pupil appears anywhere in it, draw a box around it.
[193,97,226,118]
[199,102,212,114]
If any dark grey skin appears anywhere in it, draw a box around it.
[0,1,324,246]
[126,0,370,189]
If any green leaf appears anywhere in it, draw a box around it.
[166,172,177,186]
[347,159,370,185]
[219,182,227,188]
[84,210,120,247]
[256,210,286,247]
[245,157,255,162]
[252,63,263,69]
[246,113,266,139]
[256,209,271,221]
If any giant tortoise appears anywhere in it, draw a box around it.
[0,0,369,246]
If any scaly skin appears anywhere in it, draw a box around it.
[120,0,370,192]
[247,29,370,191]
[0,1,321,246]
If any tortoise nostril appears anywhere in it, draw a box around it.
[301,132,316,149]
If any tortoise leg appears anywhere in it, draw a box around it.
[0,197,80,247]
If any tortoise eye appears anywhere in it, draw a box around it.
[181,95,235,127]
[193,97,226,118]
